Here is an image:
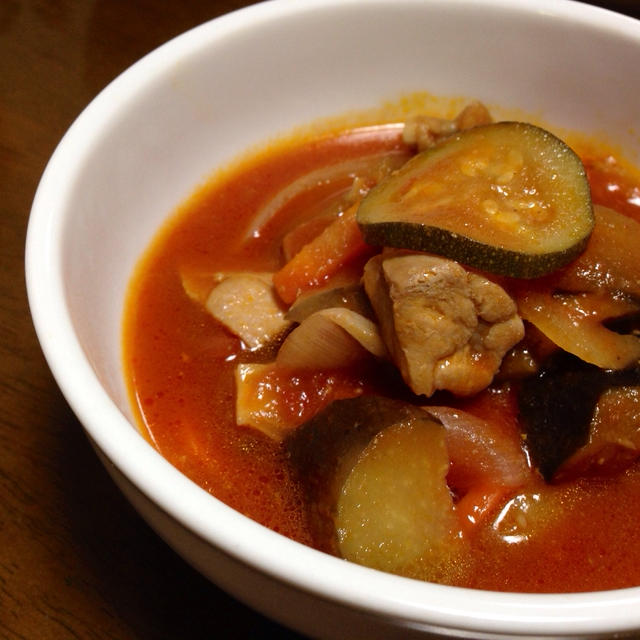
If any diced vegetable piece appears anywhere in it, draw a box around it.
[336,418,456,573]
[284,396,446,556]
[205,274,291,349]
[276,308,387,371]
[357,122,594,278]
[273,203,375,304]
[235,363,365,441]
[553,205,640,299]
[516,289,640,370]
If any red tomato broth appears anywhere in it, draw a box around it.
[123,127,407,543]
[584,154,640,224]
[123,116,640,591]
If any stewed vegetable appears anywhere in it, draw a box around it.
[357,122,594,278]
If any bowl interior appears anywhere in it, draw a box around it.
[26,0,640,637]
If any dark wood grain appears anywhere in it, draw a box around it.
[2,1,639,638]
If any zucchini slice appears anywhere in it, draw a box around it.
[357,122,594,278]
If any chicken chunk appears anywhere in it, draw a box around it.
[402,101,492,152]
[363,252,524,396]
[205,273,291,349]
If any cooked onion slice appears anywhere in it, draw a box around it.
[554,205,640,299]
[286,284,373,323]
[244,148,410,241]
[276,308,387,370]
[517,290,640,369]
[426,406,531,491]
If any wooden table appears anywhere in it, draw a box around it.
[2,1,639,638]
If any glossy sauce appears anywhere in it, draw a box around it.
[123,122,640,591]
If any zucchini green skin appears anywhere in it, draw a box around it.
[357,122,594,279]
[359,220,591,279]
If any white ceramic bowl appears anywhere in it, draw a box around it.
[26,1,640,638]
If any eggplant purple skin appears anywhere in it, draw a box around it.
[518,351,640,481]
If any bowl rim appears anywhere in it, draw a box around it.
[25,0,640,635]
